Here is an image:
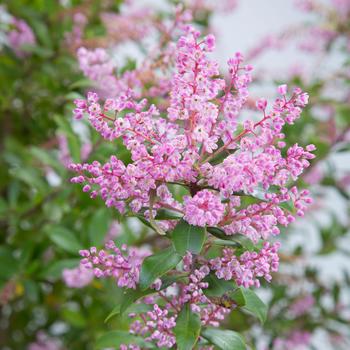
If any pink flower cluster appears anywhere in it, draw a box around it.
[181,265,211,312]
[289,295,315,317]
[79,240,149,289]
[100,7,153,44]
[223,187,313,243]
[127,253,230,348]
[250,0,350,65]
[331,0,350,18]
[62,263,94,288]
[184,190,224,226]
[65,13,87,51]
[28,331,63,350]
[76,47,131,99]
[75,5,193,101]
[210,242,281,288]
[120,345,140,350]
[131,304,177,348]
[186,0,237,12]
[7,17,36,58]
[70,28,315,237]
[273,330,312,350]
[68,25,316,348]
[76,239,280,348]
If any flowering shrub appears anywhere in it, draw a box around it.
[1,0,348,349]
[69,23,316,348]
[0,2,241,348]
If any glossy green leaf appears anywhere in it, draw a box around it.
[201,328,246,350]
[212,239,241,247]
[228,288,246,307]
[47,227,83,254]
[95,331,151,349]
[155,209,182,220]
[241,288,268,324]
[174,304,201,350]
[88,209,111,247]
[105,274,187,322]
[171,219,206,256]
[204,273,235,297]
[139,246,181,290]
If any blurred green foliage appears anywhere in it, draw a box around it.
[0,1,131,348]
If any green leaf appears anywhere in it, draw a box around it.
[207,227,228,240]
[65,92,84,101]
[88,209,111,247]
[119,274,185,314]
[119,58,137,74]
[161,274,187,289]
[47,227,83,254]
[21,44,53,58]
[212,239,241,247]
[231,235,257,251]
[155,209,182,220]
[69,78,94,89]
[30,147,61,172]
[23,280,39,303]
[241,288,267,324]
[104,305,121,323]
[120,288,150,315]
[95,331,151,349]
[171,219,206,256]
[0,247,19,280]
[30,19,52,48]
[279,200,295,213]
[133,214,154,230]
[139,246,181,290]
[105,274,187,322]
[174,304,201,350]
[228,288,246,307]
[207,228,255,250]
[204,273,235,297]
[39,259,80,280]
[201,328,246,350]
[61,308,87,328]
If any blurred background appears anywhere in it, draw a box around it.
[0,0,349,349]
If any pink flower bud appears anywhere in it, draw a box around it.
[204,34,215,51]
[256,98,267,111]
[278,84,288,95]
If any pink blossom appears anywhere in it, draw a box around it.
[210,242,281,288]
[331,0,350,20]
[120,345,141,350]
[289,295,315,317]
[186,0,237,12]
[62,263,94,288]
[65,13,87,51]
[79,241,150,289]
[278,84,288,96]
[8,18,36,58]
[273,330,312,350]
[130,304,176,348]
[184,190,225,227]
[68,27,316,347]
[28,331,63,350]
